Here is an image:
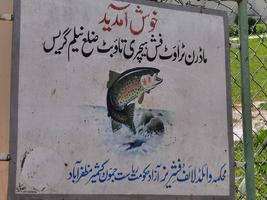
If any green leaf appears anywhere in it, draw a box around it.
[260,162,267,173]
[256,129,267,146]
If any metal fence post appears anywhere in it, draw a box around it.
[237,0,256,199]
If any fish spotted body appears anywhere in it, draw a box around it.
[107,67,163,134]
[114,76,143,108]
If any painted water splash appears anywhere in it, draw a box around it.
[87,105,173,156]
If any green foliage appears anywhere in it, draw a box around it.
[256,23,267,35]
[230,38,267,102]
[229,24,239,37]
[234,17,258,34]
[230,24,267,198]
[254,132,267,199]
[259,102,267,110]
[235,131,267,199]
[255,129,267,146]
[260,162,267,173]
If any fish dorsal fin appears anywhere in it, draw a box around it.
[107,70,121,88]
[138,92,145,104]
[126,103,136,134]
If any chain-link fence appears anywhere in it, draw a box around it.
[152,0,267,199]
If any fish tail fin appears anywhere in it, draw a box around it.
[107,70,121,89]
[126,103,136,134]
[111,119,122,133]
[129,123,136,135]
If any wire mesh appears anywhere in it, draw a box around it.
[150,0,267,199]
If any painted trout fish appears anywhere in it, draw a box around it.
[107,67,163,134]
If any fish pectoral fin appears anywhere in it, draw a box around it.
[107,70,121,88]
[138,92,145,104]
[111,119,122,132]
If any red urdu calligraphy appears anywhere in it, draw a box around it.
[130,14,149,35]
[149,11,158,33]
[108,3,130,10]
[111,15,124,27]
[99,13,112,32]
[99,3,159,36]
